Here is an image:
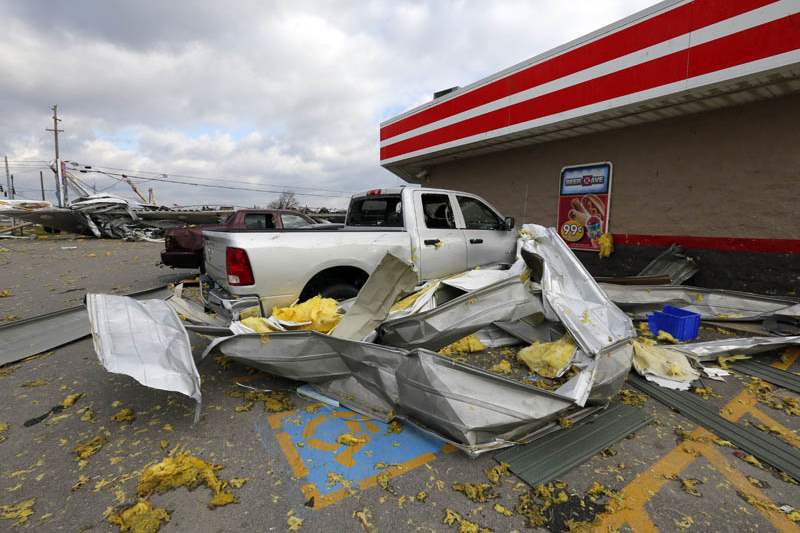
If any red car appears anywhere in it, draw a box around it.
[161,209,317,270]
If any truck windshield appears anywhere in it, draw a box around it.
[346,195,403,227]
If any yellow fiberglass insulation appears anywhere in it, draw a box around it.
[438,334,486,356]
[107,499,170,533]
[137,451,236,509]
[598,233,614,258]
[271,296,341,333]
[239,316,276,333]
[390,282,439,313]
[632,340,699,382]
[516,335,576,379]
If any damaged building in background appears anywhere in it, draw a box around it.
[2,160,231,240]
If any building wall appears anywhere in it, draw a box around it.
[426,92,800,239]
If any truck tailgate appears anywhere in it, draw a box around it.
[202,231,231,285]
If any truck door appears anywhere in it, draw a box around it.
[413,191,467,279]
[455,195,517,268]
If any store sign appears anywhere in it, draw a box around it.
[557,162,612,252]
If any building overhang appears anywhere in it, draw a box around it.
[379,0,800,182]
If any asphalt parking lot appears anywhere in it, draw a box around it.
[0,238,798,532]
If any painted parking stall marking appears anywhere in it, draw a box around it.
[262,404,453,509]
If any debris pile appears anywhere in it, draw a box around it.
[82,222,800,460]
[86,224,638,456]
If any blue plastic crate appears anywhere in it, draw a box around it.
[647,305,700,341]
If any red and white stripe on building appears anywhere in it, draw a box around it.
[379,0,800,177]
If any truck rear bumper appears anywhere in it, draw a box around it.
[200,276,262,320]
[161,250,202,269]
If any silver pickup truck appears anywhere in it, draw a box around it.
[202,187,517,315]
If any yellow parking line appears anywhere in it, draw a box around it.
[595,349,798,530]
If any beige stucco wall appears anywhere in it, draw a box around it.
[424,93,800,239]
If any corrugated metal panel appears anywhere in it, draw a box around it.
[629,374,800,480]
[0,284,173,366]
[732,360,800,394]
[495,402,652,487]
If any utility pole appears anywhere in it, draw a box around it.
[9,174,14,199]
[40,170,45,201]
[3,156,9,199]
[46,105,65,206]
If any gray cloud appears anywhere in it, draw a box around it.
[1,0,654,208]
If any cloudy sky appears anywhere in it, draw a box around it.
[1,0,654,209]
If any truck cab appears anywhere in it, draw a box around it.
[202,187,517,316]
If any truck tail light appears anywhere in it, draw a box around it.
[366,189,382,196]
[226,247,254,286]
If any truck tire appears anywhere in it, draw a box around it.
[318,282,359,301]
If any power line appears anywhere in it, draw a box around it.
[91,169,350,199]
[84,163,356,195]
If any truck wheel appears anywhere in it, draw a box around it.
[319,282,359,301]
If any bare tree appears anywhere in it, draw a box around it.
[268,191,299,210]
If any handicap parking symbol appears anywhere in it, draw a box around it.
[260,404,452,509]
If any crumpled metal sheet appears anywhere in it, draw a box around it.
[637,244,698,285]
[168,283,229,327]
[395,349,574,452]
[601,284,800,322]
[376,276,542,351]
[330,253,417,341]
[519,225,636,355]
[198,328,579,455]
[671,335,800,362]
[87,224,637,456]
[0,284,173,367]
[202,331,351,382]
[86,294,202,421]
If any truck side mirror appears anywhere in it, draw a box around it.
[504,216,515,231]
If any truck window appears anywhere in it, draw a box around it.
[244,213,276,229]
[347,195,403,227]
[281,213,308,228]
[457,196,503,230]
[421,194,455,229]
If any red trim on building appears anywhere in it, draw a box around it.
[380,13,800,160]
[612,233,800,254]
[380,0,778,141]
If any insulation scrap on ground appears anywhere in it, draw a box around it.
[353,507,374,531]
[0,422,7,444]
[632,340,699,389]
[137,451,238,509]
[486,462,510,485]
[443,508,491,533]
[438,334,486,356]
[746,377,800,416]
[0,498,35,527]
[62,393,83,408]
[517,335,575,379]
[228,389,294,413]
[452,482,497,502]
[111,408,136,423]
[386,420,403,434]
[337,433,368,446]
[271,296,341,333]
[74,434,107,460]
[107,499,170,533]
[287,512,304,531]
[665,474,703,497]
